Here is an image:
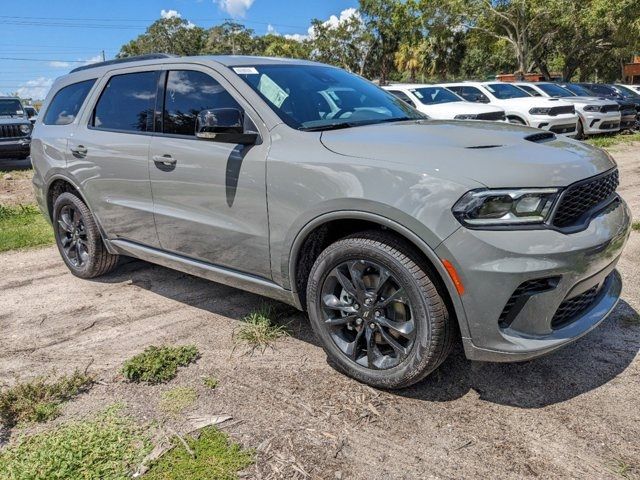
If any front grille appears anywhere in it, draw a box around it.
[476,110,506,121]
[0,124,27,138]
[552,169,619,229]
[549,105,575,116]
[499,277,560,328]
[600,104,619,113]
[549,123,576,134]
[600,121,620,130]
[551,285,600,329]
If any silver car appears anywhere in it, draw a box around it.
[31,55,631,388]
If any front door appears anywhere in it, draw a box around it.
[149,67,271,279]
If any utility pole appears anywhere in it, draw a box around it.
[101,50,106,62]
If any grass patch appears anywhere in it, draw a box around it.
[159,387,198,415]
[235,305,290,353]
[0,204,53,252]
[203,376,219,390]
[145,426,253,480]
[122,345,200,384]
[586,132,640,149]
[0,405,151,480]
[0,370,93,428]
[632,221,640,232]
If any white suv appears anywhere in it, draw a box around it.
[513,82,621,138]
[383,84,505,121]
[441,81,579,136]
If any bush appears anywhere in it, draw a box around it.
[122,345,200,384]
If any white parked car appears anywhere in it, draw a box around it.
[441,81,579,136]
[383,84,505,121]
[617,84,640,94]
[513,82,621,138]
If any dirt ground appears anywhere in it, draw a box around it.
[1,146,639,479]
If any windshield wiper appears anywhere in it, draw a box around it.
[301,122,357,132]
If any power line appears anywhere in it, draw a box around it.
[0,57,87,63]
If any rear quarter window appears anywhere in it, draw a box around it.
[42,79,96,125]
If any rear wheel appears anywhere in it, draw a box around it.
[306,231,454,389]
[53,192,119,279]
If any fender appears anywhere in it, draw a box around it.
[285,209,470,338]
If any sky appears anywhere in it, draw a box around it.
[0,0,358,100]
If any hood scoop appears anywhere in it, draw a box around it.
[525,132,556,143]
[466,144,504,149]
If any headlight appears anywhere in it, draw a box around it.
[529,107,552,115]
[583,105,600,112]
[452,188,560,227]
[454,114,477,120]
[19,124,31,134]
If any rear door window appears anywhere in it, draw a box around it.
[92,71,159,133]
[448,86,490,103]
[388,90,415,107]
[163,70,241,136]
[43,79,96,125]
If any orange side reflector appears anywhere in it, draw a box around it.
[442,259,465,295]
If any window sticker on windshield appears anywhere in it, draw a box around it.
[485,86,495,93]
[411,90,424,99]
[233,67,259,75]
[258,75,289,108]
[17,110,24,115]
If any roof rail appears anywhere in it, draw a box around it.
[69,53,178,74]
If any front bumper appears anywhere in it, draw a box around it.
[620,113,638,130]
[530,114,578,136]
[436,197,631,362]
[581,111,621,134]
[0,138,30,159]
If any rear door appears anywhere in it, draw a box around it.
[69,67,161,247]
[148,66,271,278]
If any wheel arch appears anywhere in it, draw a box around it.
[287,210,468,337]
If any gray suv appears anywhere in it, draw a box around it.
[32,55,631,388]
[0,96,32,159]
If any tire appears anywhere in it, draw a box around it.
[508,117,526,125]
[576,119,585,140]
[306,231,454,389]
[53,192,119,279]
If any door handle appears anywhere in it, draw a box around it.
[70,145,88,157]
[153,154,177,167]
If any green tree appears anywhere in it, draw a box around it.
[258,35,312,59]
[203,21,259,55]
[118,17,206,57]
[309,11,375,75]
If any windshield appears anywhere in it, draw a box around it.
[537,83,574,98]
[485,83,531,99]
[615,85,640,99]
[411,87,462,105]
[564,84,594,96]
[0,99,25,117]
[234,65,424,130]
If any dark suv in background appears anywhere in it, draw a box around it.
[0,96,32,159]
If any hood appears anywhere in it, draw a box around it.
[423,102,502,118]
[560,96,617,106]
[0,116,30,126]
[320,120,615,189]
[493,96,572,109]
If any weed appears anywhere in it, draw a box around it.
[0,406,151,480]
[586,132,640,149]
[203,376,219,390]
[159,387,198,414]
[235,304,290,353]
[632,221,640,232]
[122,345,200,384]
[0,370,93,428]
[0,203,53,252]
[145,426,253,480]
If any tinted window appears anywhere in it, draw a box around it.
[0,99,24,117]
[517,85,542,96]
[235,65,423,130]
[537,83,573,97]
[615,85,640,98]
[388,90,415,106]
[43,79,95,125]
[448,86,490,103]
[163,70,241,136]
[93,72,158,132]
[486,83,530,99]
[412,87,462,104]
[563,84,593,96]
[587,84,615,96]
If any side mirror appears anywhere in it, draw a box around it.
[195,108,258,145]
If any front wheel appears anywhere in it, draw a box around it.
[53,192,119,279]
[306,232,454,389]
